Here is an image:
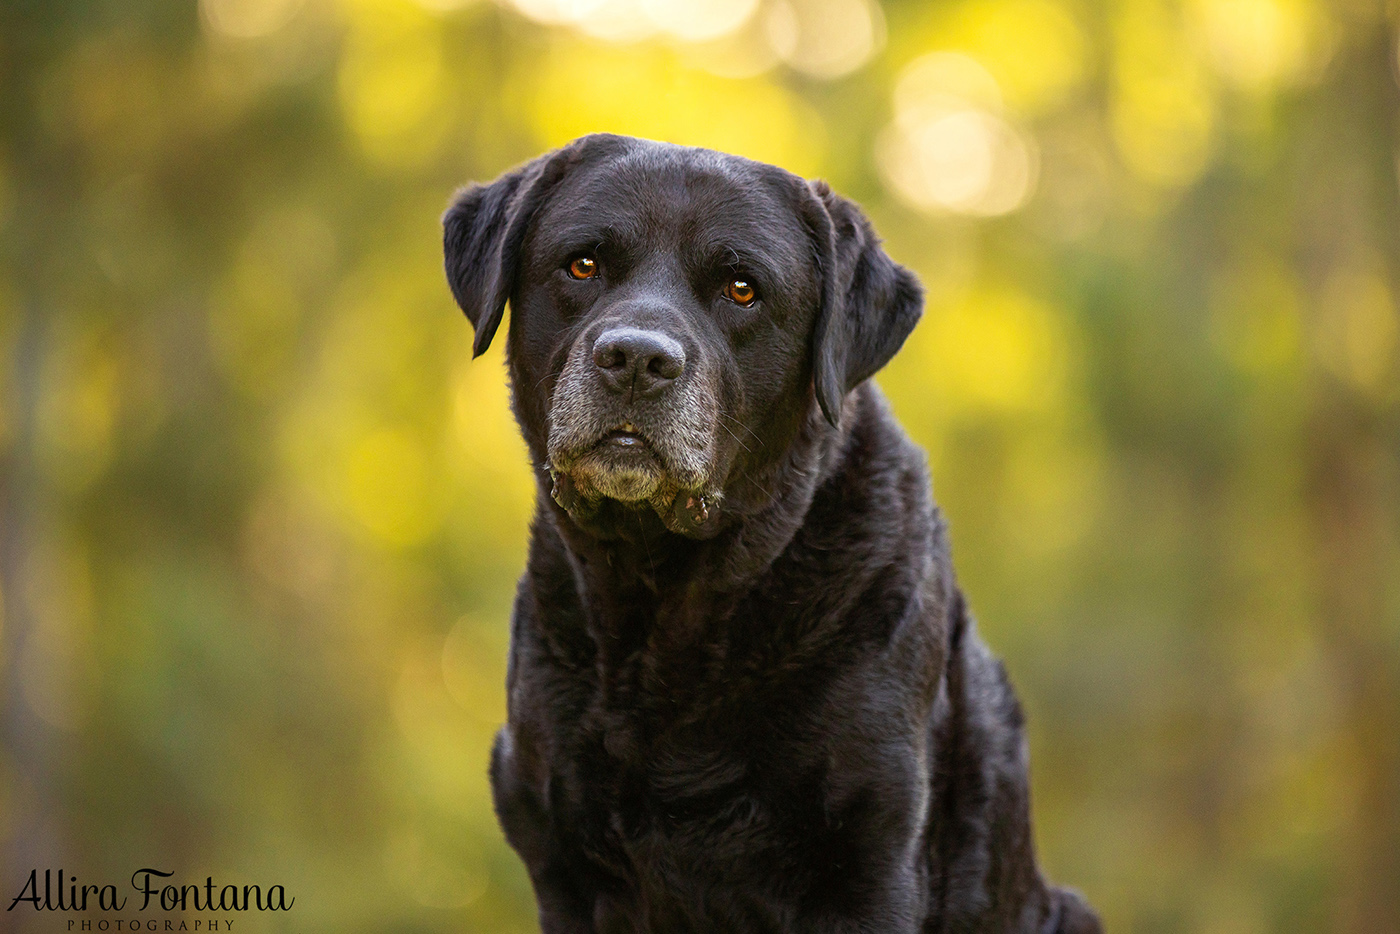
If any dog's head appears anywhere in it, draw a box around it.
[444,134,921,539]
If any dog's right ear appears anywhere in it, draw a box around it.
[799,179,924,428]
[442,145,578,357]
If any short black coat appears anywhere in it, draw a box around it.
[443,134,1102,934]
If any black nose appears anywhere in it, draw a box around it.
[592,327,686,397]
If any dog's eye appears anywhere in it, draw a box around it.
[567,256,598,280]
[724,278,758,307]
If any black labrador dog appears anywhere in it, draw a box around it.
[443,133,1101,934]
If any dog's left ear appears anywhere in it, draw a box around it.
[442,143,581,357]
[800,180,924,427]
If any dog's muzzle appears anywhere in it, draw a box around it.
[545,325,722,537]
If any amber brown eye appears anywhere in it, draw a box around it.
[568,256,598,279]
[724,278,757,307]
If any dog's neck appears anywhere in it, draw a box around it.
[538,395,857,634]
[523,384,942,716]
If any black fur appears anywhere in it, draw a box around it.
[444,134,1101,934]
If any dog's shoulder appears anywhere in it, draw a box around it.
[796,382,948,609]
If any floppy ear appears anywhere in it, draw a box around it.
[442,146,577,357]
[802,180,924,427]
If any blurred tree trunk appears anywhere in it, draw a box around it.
[1306,13,1400,933]
[0,296,64,907]
[0,17,67,905]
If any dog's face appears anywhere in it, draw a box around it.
[513,145,823,536]
[444,135,922,539]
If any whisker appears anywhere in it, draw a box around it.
[718,420,751,454]
[738,467,776,501]
[719,411,764,447]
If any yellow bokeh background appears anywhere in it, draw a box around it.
[2,0,1399,930]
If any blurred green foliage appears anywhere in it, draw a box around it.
[2,0,1398,930]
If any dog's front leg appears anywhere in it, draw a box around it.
[530,871,598,934]
[491,727,599,933]
[791,834,927,934]
[800,891,925,933]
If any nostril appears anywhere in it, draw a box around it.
[592,327,685,393]
[648,354,683,381]
[593,344,627,370]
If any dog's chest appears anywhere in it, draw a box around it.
[564,678,807,879]
[510,518,937,910]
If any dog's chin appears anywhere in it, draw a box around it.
[566,443,665,503]
[548,435,722,539]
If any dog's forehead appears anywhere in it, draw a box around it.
[532,144,811,265]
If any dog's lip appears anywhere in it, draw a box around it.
[599,423,648,448]
[549,422,663,472]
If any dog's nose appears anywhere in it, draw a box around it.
[592,328,686,397]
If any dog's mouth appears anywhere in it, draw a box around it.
[552,422,665,503]
[588,422,665,476]
[599,423,649,451]
[547,422,720,538]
